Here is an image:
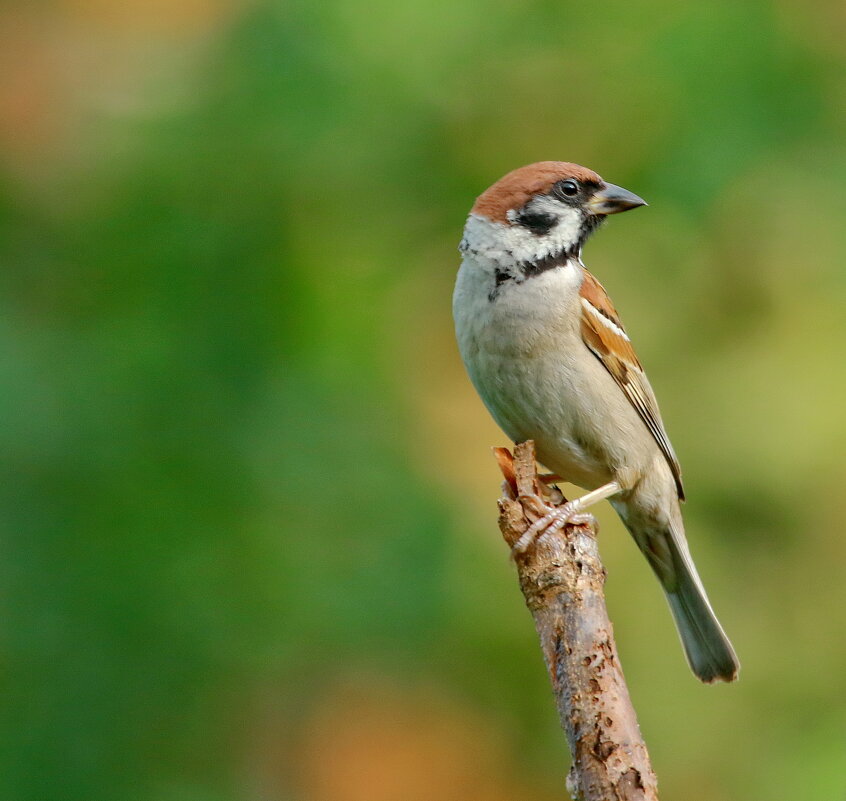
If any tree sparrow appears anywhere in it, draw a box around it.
[453,162,739,683]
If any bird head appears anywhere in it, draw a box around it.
[461,162,646,266]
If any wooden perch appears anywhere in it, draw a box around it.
[496,441,659,801]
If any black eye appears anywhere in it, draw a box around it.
[559,179,579,197]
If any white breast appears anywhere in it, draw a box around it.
[453,253,651,490]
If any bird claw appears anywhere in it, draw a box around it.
[511,501,598,556]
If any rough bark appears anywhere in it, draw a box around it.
[495,440,659,801]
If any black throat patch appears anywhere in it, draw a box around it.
[487,214,604,302]
[489,249,572,301]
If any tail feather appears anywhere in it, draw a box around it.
[665,567,739,683]
[637,520,739,683]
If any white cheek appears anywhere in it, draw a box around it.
[514,196,583,252]
[462,202,583,267]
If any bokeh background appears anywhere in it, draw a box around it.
[3,1,846,799]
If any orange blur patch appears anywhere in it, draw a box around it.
[0,11,65,157]
[472,161,603,223]
[285,682,558,801]
[57,0,245,34]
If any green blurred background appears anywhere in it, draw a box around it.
[2,1,846,799]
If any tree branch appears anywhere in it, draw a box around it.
[495,440,659,801]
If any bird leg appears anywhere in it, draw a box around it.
[512,480,622,555]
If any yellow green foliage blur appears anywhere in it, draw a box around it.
[2,1,846,799]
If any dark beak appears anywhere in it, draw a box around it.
[587,183,647,215]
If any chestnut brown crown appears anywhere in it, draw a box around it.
[472,162,604,224]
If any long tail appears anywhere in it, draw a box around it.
[635,520,739,683]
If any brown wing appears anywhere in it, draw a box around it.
[579,269,685,500]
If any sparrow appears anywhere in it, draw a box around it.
[453,161,739,683]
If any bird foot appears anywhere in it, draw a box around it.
[511,501,598,555]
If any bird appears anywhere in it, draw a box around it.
[453,161,739,683]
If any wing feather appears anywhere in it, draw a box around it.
[579,269,685,500]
